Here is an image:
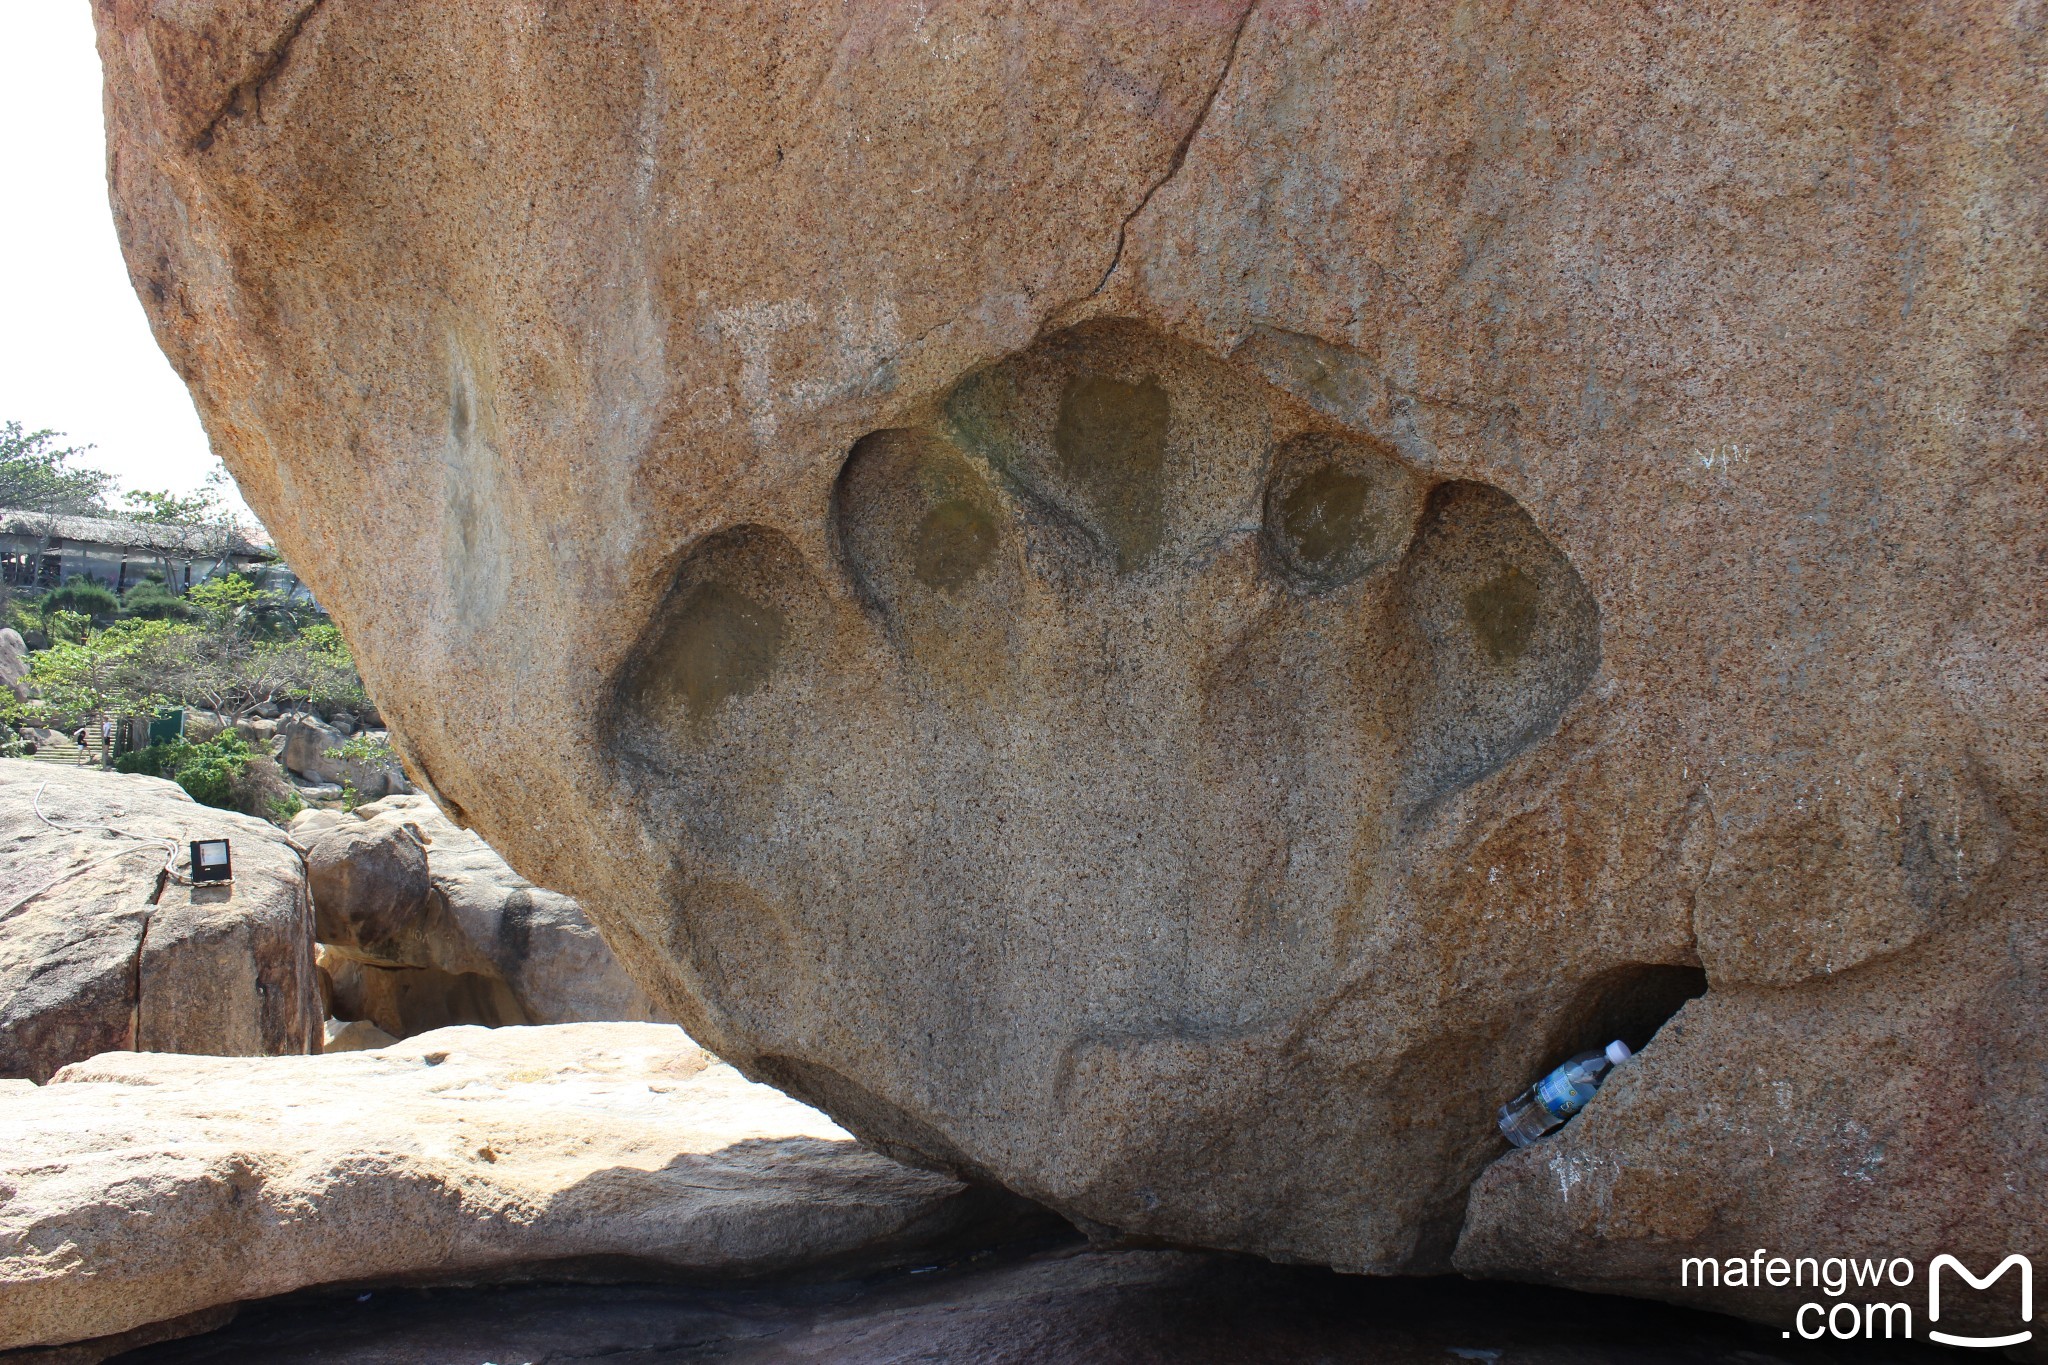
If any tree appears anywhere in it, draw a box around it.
[123,461,256,588]
[22,619,183,724]
[0,422,115,515]
[15,577,363,725]
[262,622,366,712]
[121,488,221,524]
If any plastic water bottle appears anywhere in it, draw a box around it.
[1497,1040,1633,1147]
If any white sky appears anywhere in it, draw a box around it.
[0,4,248,517]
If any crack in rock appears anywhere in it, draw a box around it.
[1091,0,1260,297]
[192,0,327,152]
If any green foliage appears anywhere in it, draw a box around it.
[18,588,364,728]
[122,487,222,525]
[121,579,198,622]
[114,732,253,811]
[185,572,314,641]
[261,622,365,711]
[183,574,263,621]
[40,581,121,626]
[332,730,398,813]
[121,461,240,529]
[26,618,186,722]
[0,422,115,515]
[332,730,395,767]
[5,599,45,647]
[42,608,90,646]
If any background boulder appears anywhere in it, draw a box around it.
[276,714,411,800]
[0,760,321,1082]
[305,818,433,965]
[93,0,2048,1323]
[299,796,665,1037]
[0,627,29,702]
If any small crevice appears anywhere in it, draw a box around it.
[127,865,174,1049]
[192,0,328,152]
[1089,0,1260,297]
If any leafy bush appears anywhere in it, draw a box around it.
[42,608,91,646]
[5,599,47,649]
[121,580,197,622]
[115,733,253,811]
[40,581,121,626]
[332,731,395,767]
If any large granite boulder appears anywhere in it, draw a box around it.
[94,0,2047,1331]
[298,796,665,1036]
[0,760,321,1082]
[0,627,29,702]
[0,1023,1036,1355]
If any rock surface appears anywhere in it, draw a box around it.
[0,759,320,1082]
[302,795,665,1035]
[0,1023,1034,1354]
[1455,865,2048,1352]
[0,627,29,702]
[320,1016,396,1052]
[94,0,2048,1324]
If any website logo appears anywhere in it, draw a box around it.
[1678,1250,2033,1346]
[1928,1254,2032,1349]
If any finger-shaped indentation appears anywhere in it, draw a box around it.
[612,526,825,753]
[836,428,1018,703]
[1053,371,1170,571]
[1263,432,1424,589]
[838,429,1005,603]
[941,321,1274,583]
[912,499,1000,592]
[1391,482,1601,818]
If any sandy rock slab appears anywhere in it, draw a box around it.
[0,760,320,1083]
[0,1023,1035,1355]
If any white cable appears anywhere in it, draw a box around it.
[30,779,193,885]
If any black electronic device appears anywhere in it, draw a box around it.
[190,838,233,884]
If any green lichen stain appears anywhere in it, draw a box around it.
[1053,371,1169,570]
[1278,464,1381,573]
[941,371,1019,475]
[912,498,998,593]
[1464,567,1541,664]
[657,582,785,725]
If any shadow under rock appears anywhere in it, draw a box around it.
[104,1238,1974,1365]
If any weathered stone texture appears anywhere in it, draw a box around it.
[0,1023,1027,1353]
[93,0,2048,1328]
[0,760,320,1082]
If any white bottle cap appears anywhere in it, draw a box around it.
[1605,1040,1633,1066]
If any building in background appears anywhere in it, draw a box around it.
[0,508,308,598]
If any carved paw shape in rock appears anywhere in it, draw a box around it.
[606,320,1597,1151]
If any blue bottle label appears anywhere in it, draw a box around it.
[1536,1064,1598,1119]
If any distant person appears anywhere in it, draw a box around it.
[72,726,90,763]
